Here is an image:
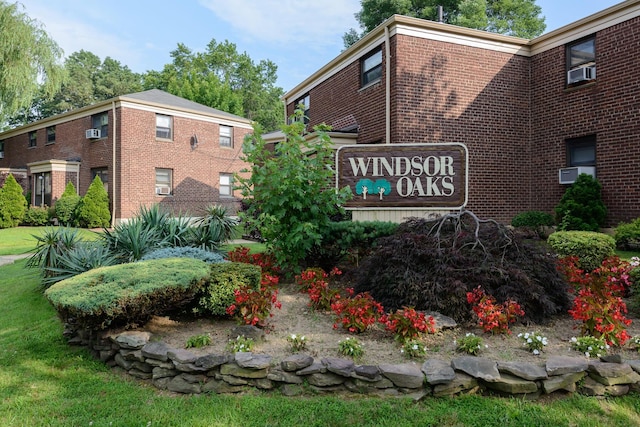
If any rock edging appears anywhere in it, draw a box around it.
[72,329,640,399]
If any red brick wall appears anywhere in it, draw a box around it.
[531,16,640,226]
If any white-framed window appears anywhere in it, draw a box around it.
[155,168,173,195]
[219,173,233,197]
[92,112,108,138]
[220,125,233,147]
[361,47,382,86]
[156,114,173,139]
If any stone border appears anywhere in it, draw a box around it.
[70,328,640,398]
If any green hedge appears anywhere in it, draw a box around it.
[197,262,262,316]
[45,258,210,329]
[614,217,640,250]
[547,230,615,271]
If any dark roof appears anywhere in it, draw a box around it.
[121,89,249,122]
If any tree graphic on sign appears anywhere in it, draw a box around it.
[373,179,391,200]
[355,178,374,199]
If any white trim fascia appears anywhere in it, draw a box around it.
[27,159,81,174]
[118,101,254,130]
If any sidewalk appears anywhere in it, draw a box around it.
[0,254,30,267]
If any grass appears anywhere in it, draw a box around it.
[1,244,640,424]
[0,226,101,255]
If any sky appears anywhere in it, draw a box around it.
[17,0,624,94]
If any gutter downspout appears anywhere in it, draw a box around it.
[111,101,117,228]
[385,25,391,144]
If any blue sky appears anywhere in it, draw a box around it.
[18,0,623,93]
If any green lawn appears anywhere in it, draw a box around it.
[0,226,101,255]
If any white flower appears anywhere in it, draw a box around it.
[533,349,540,355]
[517,333,523,338]
[570,337,577,343]
[400,349,404,353]
[585,352,590,357]
[301,336,306,341]
[536,336,543,342]
[290,334,297,340]
[527,338,533,343]
[412,344,419,350]
[524,333,530,339]
[485,344,489,348]
[588,346,593,351]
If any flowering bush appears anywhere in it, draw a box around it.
[517,332,548,355]
[338,337,364,359]
[331,289,384,333]
[570,335,609,358]
[559,256,633,346]
[295,267,342,311]
[226,246,280,276]
[455,333,485,356]
[380,307,436,343]
[226,335,255,353]
[226,274,282,327]
[286,334,307,353]
[400,339,427,359]
[466,287,524,334]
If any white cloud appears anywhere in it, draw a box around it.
[198,0,360,45]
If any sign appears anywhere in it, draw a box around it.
[336,143,468,210]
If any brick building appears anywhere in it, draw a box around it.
[0,89,252,224]
[283,1,640,226]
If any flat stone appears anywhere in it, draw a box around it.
[120,349,145,362]
[168,348,198,364]
[267,368,304,384]
[421,359,455,385]
[167,376,201,394]
[173,362,209,373]
[433,372,478,397]
[280,384,304,396]
[296,361,326,375]
[131,361,153,373]
[281,354,314,372]
[219,362,268,379]
[250,378,274,390]
[588,370,640,386]
[113,331,151,349]
[152,367,178,380]
[322,357,355,377]
[141,341,171,362]
[484,373,539,394]
[201,379,245,394]
[235,352,272,369]
[128,369,153,380]
[345,377,394,391]
[221,375,248,385]
[229,325,265,342]
[353,365,380,380]
[153,377,171,390]
[580,377,630,397]
[628,360,640,374]
[498,361,548,381]
[425,311,457,330]
[588,361,635,379]
[114,353,134,370]
[546,356,588,376]
[194,354,230,370]
[379,363,424,389]
[542,371,586,394]
[451,357,500,382]
[145,358,175,369]
[600,354,623,364]
[306,372,346,387]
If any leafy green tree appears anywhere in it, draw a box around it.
[55,182,81,225]
[0,173,27,228]
[555,174,606,232]
[343,0,546,48]
[143,39,284,132]
[236,110,352,271]
[0,1,66,124]
[75,176,110,228]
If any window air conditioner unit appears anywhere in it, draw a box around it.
[567,66,596,84]
[156,186,171,195]
[86,128,101,139]
[559,166,596,184]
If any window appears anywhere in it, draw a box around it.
[156,114,173,139]
[92,168,109,194]
[219,173,233,197]
[361,48,382,86]
[92,112,108,138]
[28,131,37,148]
[46,126,56,144]
[567,36,596,85]
[567,135,596,167]
[220,125,233,147]
[294,94,310,124]
[155,168,173,195]
[0,140,4,158]
[34,172,51,207]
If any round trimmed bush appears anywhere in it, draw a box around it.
[547,230,615,271]
[141,246,226,264]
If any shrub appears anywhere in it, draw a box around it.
[570,336,609,358]
[185,334,212,349]
[22,205,50,225]
[27,226,83,287]
[55,182,81,225]
[226,273,281,327]
[381,307,435,343]
[76,175,110,228]
[466,286,525,335]
[42,241,118,288]
[555,174,606,231]
[190,204,238,251]
[337,337,364,360]
[0,173,27,228]
[102,217,167,263]
[141,246,225,264]
[295,267,342,311]
[614,217,640,250]
[517,332,548,355]
[286,334,308,353]
[226,335,255,353]
[547,230,615,272]
[331,289,384,333]
[227,246,279,276]
[511,210,555,238]
[353,213,570,324]
[197,262,262,316]
[456,333,484,356]
[304,220,398,271]
[44,258,210,329]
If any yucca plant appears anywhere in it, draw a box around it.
[27,227,82,286]
[190,205,238,251]
[43,241,118,287]
[102,217,167,262]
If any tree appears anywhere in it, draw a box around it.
[555,174,606,232]
[8,50,143,126]
[75,176,110,228]
[143,40,284,132]
[343,0,546,48]
[236,110,352,271]
[0,1,66,124]
[55,182,81,226]
[0,173,27,228]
